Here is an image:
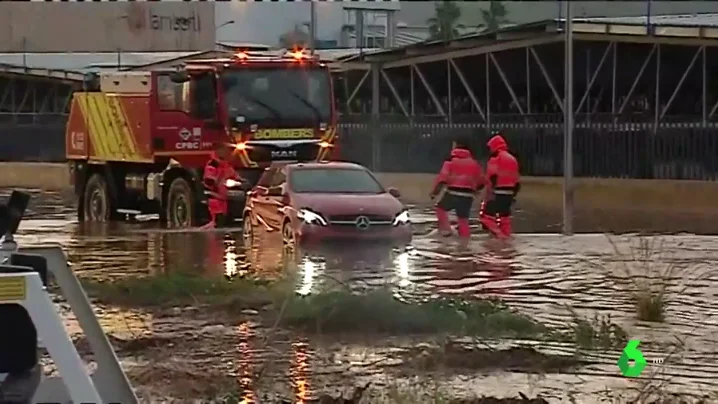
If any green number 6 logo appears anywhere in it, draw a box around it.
[617,339,647,377]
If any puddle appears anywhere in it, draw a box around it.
[5,189,718,402]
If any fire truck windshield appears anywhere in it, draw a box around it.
[221,67,331,126]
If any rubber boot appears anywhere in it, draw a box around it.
[200,213,217,230]
[479,214,502,238]
[456,217,471,239]
[498,216,512,238]
[434,207,452,236]
[478,201,489,231]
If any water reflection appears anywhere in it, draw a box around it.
[297,257,323,296]
[14,208,718,399]
[236,321,257,404]
[290,341,310,404]
[223,236,250,279]
[394,252,411,289]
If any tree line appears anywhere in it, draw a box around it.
[277,1,511,49]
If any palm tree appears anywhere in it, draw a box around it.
[278,24,311,49]
[427,1,465,42]
[481,1,510,32]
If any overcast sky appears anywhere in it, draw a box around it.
[214,1,718,47]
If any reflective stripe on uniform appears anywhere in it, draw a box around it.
[447,189,476,197]
[493,189,514,195]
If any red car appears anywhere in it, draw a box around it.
[241,162,412,248]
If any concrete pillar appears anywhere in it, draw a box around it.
[386,10,396,48]
[356,10,365,48]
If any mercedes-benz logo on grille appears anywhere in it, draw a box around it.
[355,215,370,230]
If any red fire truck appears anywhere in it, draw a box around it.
[65,50,338,228]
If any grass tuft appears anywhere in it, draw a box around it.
[80,272,283,310]
[80,273,550,339]
[586,235,713,323]
[566,308,627,349]
[282,289,547,337]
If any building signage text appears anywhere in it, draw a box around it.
[151,13,201,32]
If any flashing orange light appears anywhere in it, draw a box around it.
[287,50,306,60]
[319,141,333,148]
[235,142,248,151]
[235,52,249,60]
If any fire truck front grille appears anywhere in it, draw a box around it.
[248,143,320,162]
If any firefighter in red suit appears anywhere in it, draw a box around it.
[479,133,520,239]
[430,137,485,239]
[202,143,240,228]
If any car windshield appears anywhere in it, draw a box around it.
[289,168,384,194]
[221,67,331,125]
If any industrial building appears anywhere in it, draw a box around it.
[334,14,718,180]
[1,14,718,182]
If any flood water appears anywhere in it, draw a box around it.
[6,189,718,402]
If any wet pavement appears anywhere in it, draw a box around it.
[5,189,718,402]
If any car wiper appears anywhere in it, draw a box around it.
[286,90,321,122]
[241,95,283,119]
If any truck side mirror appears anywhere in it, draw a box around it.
[203,120,224,130]
[169,71,190,84]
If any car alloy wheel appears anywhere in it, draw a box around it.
[282,221,296,254]
[242,216,253,245]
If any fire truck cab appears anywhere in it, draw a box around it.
[65,49,338,228]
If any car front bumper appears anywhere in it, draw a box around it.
[297,222,412,246]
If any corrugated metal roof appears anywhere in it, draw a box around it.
[0,48,368,76]
[348,25,489,48]
[314,48,382,61]
[216,42,274,51]
[0,51,205,73]
[0,63,84,82]
[570,13,718,27]
[347,30,426,47]
[341,12,718,63]
[346,25,443,47]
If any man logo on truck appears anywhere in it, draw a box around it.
[271,150,298,159]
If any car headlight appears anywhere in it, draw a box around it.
[225,179,241,188]
[392,210,410,226]
[298,209,328,226]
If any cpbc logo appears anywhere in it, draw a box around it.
[617,339,647,377]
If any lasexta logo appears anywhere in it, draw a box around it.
[617,339,647,377]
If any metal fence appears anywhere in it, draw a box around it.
[0,113,65,162]
[2,112,718,181]
[339,114,718,181]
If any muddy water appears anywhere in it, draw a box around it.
[5,189,718,402]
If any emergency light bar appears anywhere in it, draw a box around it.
[229,49,320,63]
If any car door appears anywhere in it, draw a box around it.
[249,167,278,229]
[263,167,288,230]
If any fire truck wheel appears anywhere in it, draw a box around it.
[82,173,112,222]
[166,177,195,228]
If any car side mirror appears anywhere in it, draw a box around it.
[239,182,253,191]
[388,187,401,198]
